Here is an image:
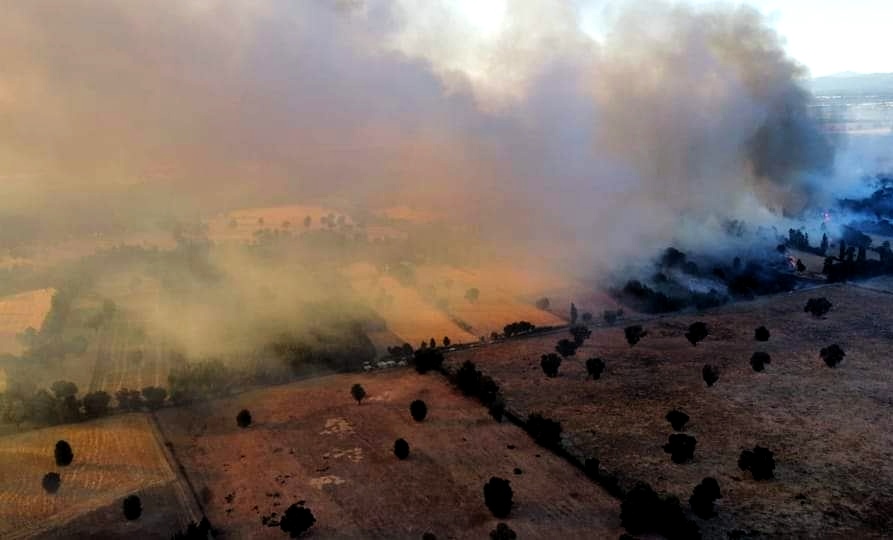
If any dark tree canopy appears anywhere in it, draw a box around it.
[236,409,252,428]
[555,339,578,357]
[490,523,517,540]
[570,302,578,325]
[820,344,846,367]
[442,336,451,348]
[624,325,647,347]
[42,472,61,494]
[750,352,771,372]
[754,326,770,342]
[739,446,776,480]
[702,364,719,387]
[503,321,535,337]
[569,325,591,345]
[585,357,606,380]
[141,386,167,410]
[488,398,505,423]
[483,477,513,518]
[410,400,428,422]
[603,309,624,325]
[690,477,722,519]
[540,353,561,378]
[394,438,410,460]
[413,347,444,374]
[350,383,367,404]
[526,413,562,448]
[122,494,142,521]
[665,410,690,432]
[581,312,593,322]
[804,297,833,317]
[620,482,700,539]
[280,503,316,538]
[54,440,74,467]
[663,434,696,464]
[684,322,709,346]
[83,391,112,418]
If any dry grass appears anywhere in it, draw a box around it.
[447,283,893,538]
[206,204,348,242]
[155,369,622,539]
[0,414,189,539]
[0,288,55,355]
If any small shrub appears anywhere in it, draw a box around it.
[351,383,366,405]
[663,434,696,464]
[540,353,562,378]
[820,344,845,367]
[280,503,316,538]
[689,477,722,519]
[750,352,771,372]
[754,326,770,341]
[490,523,517,540]
[394,438,410,460]
[585,357,606,379]
[54,440,73,467]
[665,410,689,431]
[685,322,709,346]
[526,413,562,448]
[804,297,832,317]
[122,494,142,520]
[236,409,252,428]
[624,325,647,347]
[702,364,719,387]
[42,472,61,494]
[410,400,428,422]
[555,339,578,357]
[738,446,775,480]
[483,477,513,518]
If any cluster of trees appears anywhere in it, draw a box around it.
[413,347,445,374]
[168,360,234,405]
[689,478,722,519]
[540,354,561,378]
[502,321,536,338]
[525,412,562,449]
[620,482,700,539]
[785,228,827,256]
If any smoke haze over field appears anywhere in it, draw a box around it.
[1,0,841,269]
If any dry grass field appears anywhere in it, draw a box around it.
[155,369,623,539]
[0,413,194,539]
[0,288,54,355]
[446,283,893,538]
[206,204,350,242]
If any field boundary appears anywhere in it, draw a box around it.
[147,412,205,524]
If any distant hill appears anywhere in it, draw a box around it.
[809,72,893,96]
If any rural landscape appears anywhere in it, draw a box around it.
[2,0,893,539]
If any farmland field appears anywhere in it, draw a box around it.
[155,369,622,539]
[0,413,195,539]
[207,204,352,242]
[0,288,54,355]
[446,283,893,538]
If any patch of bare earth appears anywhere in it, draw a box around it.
[447,283,893,538]
[155,369,621,539]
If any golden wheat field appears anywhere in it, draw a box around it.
[0,288,55,355]
[0,414,187,539]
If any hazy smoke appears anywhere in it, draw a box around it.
[0,0,835,271]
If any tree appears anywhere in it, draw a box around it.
[55,440,74,466]
[624,325,647,347]
[122,494,142,520]
[465,288,480,303]
[116,388,143,411]
[581,312,593,323]
[483,477,513,518]
[503,321,535,337]
[665,410,689,431]
[570,302,578,324]
[50,381,78,400]
[83,391,111,418]
[280,503,316,538]
[410,400,428,422]
[535,297,550,310]
[738,446,775,480]
[702,364,719,387]
[455,361,482,396]
[684,322,708,346]
[42,472,61,494]
[429,337,436,349]
[754,326,770,342]
[619,482,699,538]
[526,413,562,448]
[141,386,167,410]
[490,523,517,540]
[394,438,410,460]
[585,357,606,380]
[820,233,829,254]
[603,309,623,325]
[488,398,505,423]
[663,434,696,464]
[750,352,771,372]
[442,336,451,348]
[804,297,832,317]
[820,344,845,367]
[236,409,252,428]
[413,347,444,374]
[540,354,561,378]
[350,384,366,405]
[569,325,591,345]
[795,258,806,272]
[689,477,722,519]
[555,339,578,358]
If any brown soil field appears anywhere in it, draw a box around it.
[0,413,193,539]
[155,369,622,539]
[0,288,54,355]
[446,283,893,538]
